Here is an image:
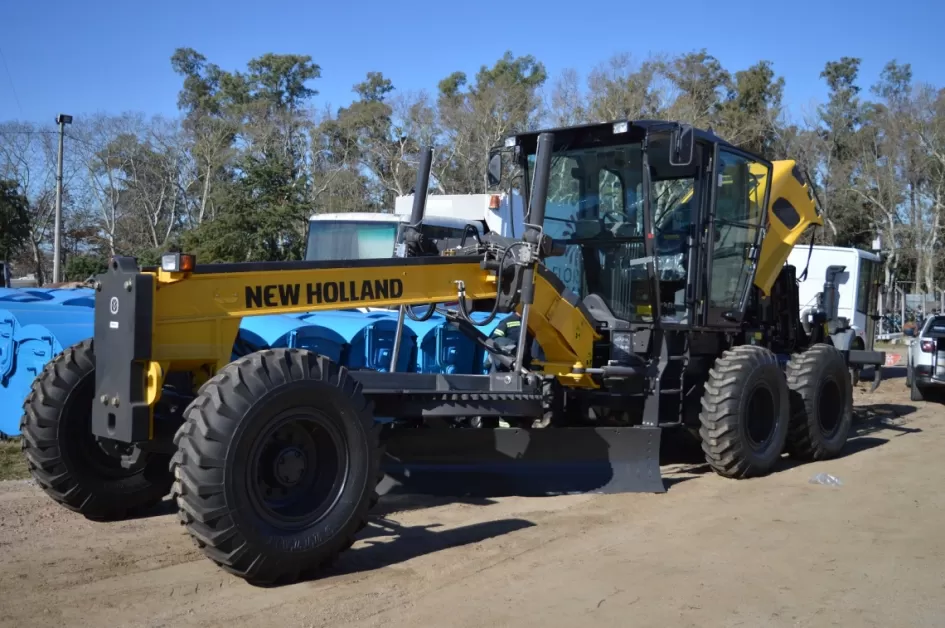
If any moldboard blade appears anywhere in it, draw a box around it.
[377,426,664,497]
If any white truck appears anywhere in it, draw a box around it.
[787,244,883,352]
[304,192,526,263]
[303,211,476,261]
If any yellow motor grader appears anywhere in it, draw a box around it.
[20,120,884,585]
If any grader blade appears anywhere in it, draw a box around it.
[377,426,665,497]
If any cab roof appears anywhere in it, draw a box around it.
[506,119,741,156]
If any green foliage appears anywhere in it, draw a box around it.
[183,154,310,262]
[0,180,30,263]
[716,61,785,154]
[436,51,549,193]
[64,254,108,282]
[246,53,321,108]
[132,247,165,267]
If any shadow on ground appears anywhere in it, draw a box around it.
[125,496,180,520]
[879,366,907,380]
[657,401,923,485]
[329,515,536,576]
[373,494,497,518]
[853,403,922,437]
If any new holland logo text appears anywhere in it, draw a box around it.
[245,279,404,309]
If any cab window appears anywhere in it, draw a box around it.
[856,258,877,314]
[709,150,768,312]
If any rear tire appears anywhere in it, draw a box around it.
[171,349,380,586]
[785,343,853,460]
[20,339,173,521]
[910,377,926,402]
[699,345,790,478]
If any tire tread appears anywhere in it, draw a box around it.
[785,343,853,460]
[170,349,381,585]
[698,344,789,479]
[20,338,171,521]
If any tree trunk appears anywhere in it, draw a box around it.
[30,239,45,286]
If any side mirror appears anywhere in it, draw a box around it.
[486,151,503,188]
[669,124,694,167]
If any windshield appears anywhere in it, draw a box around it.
[304,221,398,261]
[304,220,478,261]
[527,142,690,323]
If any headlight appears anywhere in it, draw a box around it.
[160,252,195,273]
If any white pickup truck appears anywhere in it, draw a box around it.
[905,314,945,401]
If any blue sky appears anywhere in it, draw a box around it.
[2,0,942,126]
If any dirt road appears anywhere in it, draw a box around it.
[1,360,943,628]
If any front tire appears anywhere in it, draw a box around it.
[699,345,790,478]
[785,343,853,460]
[20,339,173,521]
[171,349,380,586]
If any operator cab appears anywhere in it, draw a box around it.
[491,120,772,332]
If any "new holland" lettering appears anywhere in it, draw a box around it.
[244,278,404,309]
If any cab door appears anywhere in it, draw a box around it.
[705,147,771,327]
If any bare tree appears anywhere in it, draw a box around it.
[585,54,662,122]
[0,123,65,282]
[546,68,586,127]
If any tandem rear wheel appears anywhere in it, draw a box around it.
[785,343,853,459]
[698,343,853,479]
[171,349,382,586]
[699,345,790,478]
[19,339,173,521]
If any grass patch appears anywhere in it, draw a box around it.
[0,439,29,481]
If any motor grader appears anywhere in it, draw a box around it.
[20,120,884,586]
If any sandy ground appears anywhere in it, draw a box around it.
[1,352,943,628]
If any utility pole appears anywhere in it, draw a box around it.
[52,113,73,284]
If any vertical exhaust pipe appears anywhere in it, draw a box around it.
[525,133,553,230]
[409,146,433,228]
[391,146,434,373]
[514,132,554,373]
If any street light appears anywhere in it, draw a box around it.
[52,113,73,284]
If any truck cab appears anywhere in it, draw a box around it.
[304,212,485,262]
[787,245,883,351]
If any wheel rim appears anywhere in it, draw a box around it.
[745,385,776,449]
[248,409,348,529]
[818,379,843,437]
